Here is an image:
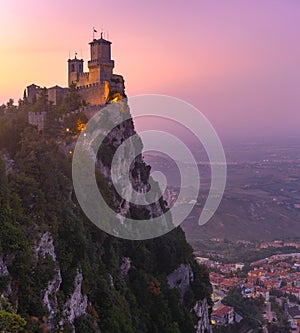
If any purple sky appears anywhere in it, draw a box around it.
[1,0,300,141]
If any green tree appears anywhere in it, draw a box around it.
[0,311,27,332]
[57,83,82,112]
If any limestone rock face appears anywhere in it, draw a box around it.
[34,232,56,261]
[63,270,88,325]
[167,263,212,332]
[2,154,14,175]
[34,234,89,330]
[43,267,62,324]
[0,255,12,297]
[194,299,212,333]
[120,257,132,276]
[0,100,212,333]
[33,233,62,329]
[167,263,194,299]
[0,255,9,277]
[93,106,168,235]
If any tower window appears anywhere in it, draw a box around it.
[71,64,75,72]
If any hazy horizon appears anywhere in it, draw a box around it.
[1,0,300,142]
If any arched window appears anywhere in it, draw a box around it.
[71,64,75,72]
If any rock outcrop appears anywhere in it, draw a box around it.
[63,270,88,326]
[0,99,212,333]
[194,299,212,333]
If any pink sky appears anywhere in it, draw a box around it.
[1,0,300,140]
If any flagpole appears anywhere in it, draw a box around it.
[92,27,98,40]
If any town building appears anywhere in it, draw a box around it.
[211,305,235,326]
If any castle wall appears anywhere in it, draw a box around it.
[48,86,68,105]
[27,84,42,103]
[28,112,47,131]
[26,38,124,113]
[80,105,104,119]
[87,62,114,85]
[101,63,114,81]
[77,72,90,87]
[86,65,100,85]
[77,81,110,105]
[69,72,79,86]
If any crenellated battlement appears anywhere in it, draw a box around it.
[77,72,89,83]
[67,36,123,104]
[76,81,102,90]
[25,36,124,115]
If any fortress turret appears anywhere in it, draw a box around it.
[64,35,123,105]
[68,56,84,87]
[88,34,114,83]
[26,35,124,110]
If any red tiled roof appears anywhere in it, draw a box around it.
[212,305,234,318]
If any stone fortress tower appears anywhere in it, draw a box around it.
[67,33,124,105]
[26,33,125,107]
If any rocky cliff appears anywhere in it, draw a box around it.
[0,98,212,332]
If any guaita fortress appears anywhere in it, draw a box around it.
[26,34,125,109]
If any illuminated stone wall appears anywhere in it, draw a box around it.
[77,81,110,105]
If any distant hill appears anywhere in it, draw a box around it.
[145,145,300,243]
[182,191,300,243]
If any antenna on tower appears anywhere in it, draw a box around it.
[101,28,103,39]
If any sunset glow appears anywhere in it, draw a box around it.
[1,0,300,140]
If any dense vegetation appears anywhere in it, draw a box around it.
[0,95,212,332]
